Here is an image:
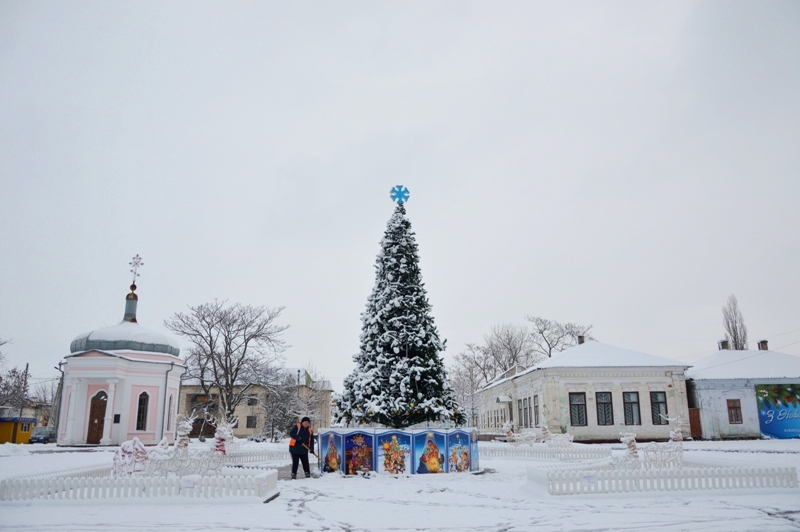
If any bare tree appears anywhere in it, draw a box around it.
[484,324,539,369]
[454,343,499,387]
[0,337,8,370]
[289,364,331,426]
[449,357,483,426]
[453,324,539,388]
[722,295,748,350]
[31,380,59,426]
[260,372,298,441]
[0,366,29,411]
[526,316,595,358]
[165,300,289,424]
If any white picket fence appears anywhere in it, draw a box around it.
[480,444,611,461]
[5,464,114,482]
[0,469,278,502]
[543,466,798,496]
[224,448,291,464]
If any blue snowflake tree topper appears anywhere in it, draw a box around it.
[390,185,410,204]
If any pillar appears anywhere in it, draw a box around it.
[100,379,117,445]
[62,379,79,445]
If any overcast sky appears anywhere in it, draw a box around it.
[1,1,799,391]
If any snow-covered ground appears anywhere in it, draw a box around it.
[2,439,800,531]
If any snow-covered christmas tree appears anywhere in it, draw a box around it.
[336,186,465,428]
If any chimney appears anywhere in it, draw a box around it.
[577,335,585,345]
[758,340,768,351]
[718,339,730,350]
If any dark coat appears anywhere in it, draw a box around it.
[289,423,314,455]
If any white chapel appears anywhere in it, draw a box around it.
[58,264,185,446]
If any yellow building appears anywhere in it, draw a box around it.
[0,409,37,444]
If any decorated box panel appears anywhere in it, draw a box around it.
[318,428,479,475]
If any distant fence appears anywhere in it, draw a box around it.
[0,470,278,502]
[481,444,611,461]
[540,466,798,496]
[5,464,114,482]
[224,449,290,464]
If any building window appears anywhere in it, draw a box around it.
[246,416,257,429]
[527,397,533,429]
[522,398,529,428]
[136,392,149,431]
[651,392,668,425]
[569,393,587,426]
[21,422,30,432]
[623,392,641,425]
[247,396,259,406]
[727,399,743,424]
[518,399,523,429]
[596,392,614,426]
[533,395,539,427]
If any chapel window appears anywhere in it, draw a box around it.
[136,392,149,431]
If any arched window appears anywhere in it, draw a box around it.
[136,392,149,431]
[167,395,173,431]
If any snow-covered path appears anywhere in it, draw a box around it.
[2,441,800,531]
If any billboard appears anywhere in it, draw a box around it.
[756,384,800,439]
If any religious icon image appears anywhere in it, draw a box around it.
[376,432,411,475]
[446,431,471,472]
[414,431,446,474]
[321,432,343,473]
[344,432,374,475]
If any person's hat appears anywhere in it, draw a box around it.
[301,416,311,423]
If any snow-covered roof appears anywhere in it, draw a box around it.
[686,349,800,380]
[70,320,181,356]
[534,341,690,370]
[479,342,688,392]
[65,349,186,367]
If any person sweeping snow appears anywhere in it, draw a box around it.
[289,416,315,479]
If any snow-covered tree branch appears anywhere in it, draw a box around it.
[165,300,289,424]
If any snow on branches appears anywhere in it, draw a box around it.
[336,203,465,428]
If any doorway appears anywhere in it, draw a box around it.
[86,391,108,444]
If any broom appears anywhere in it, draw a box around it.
[302,443,322,478]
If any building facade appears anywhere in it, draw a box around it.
[476,341,691,442]
[178,368,333,439]
[686,340,800,440]
[57,284,185,446]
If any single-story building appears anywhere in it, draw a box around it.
[686,340,800,440]
[476,340,691,442]
[0,406,37,444]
